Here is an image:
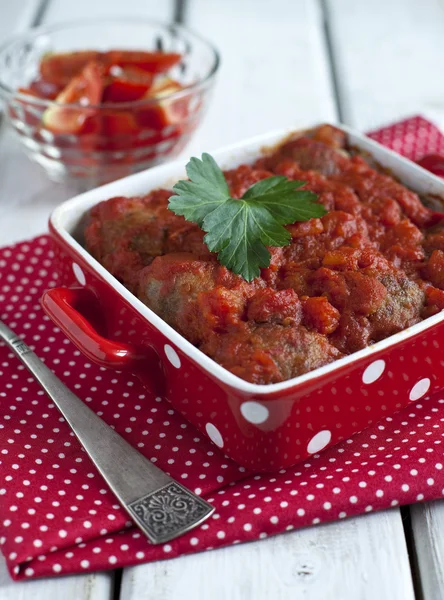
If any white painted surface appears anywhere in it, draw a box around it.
[0,0,443,597]
[120,510,414,600]
[0,0,42,40]
[411,500,444,600]
[325,0,444,131]
[42,0,173,22]
[186,0,337,156]
[0,555,114,600]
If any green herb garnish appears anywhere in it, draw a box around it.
[168,153,326,281]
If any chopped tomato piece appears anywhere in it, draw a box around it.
[425,285,444,310]
[137,77,188,130]
[103,67,153,103]
[11,88,44,127]
[40,50,102,86]
[101,111,139,136]
[42,61,104,134]
[28,78,63,100]
[104,50,181,74]
[17,87,39,98]
[303,296,340,335]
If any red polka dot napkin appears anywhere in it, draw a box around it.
[1,115,444,581]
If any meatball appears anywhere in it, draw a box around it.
[84,191,208,289]
[200,323,343,385]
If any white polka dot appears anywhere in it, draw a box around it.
[81,560,90,569]
[164,345,181,368]
[205,423,224,448]
[108,556,117,564]
[240,401,269,424]
[72,263,86,286]
[409,378,431,401]
[216,531,225,539]
[307,430,332,454]
[33,539,43,547]
[25,568,34,577]
[53,564,62,573]
[297,508,305,516]
[269,515,278,524]
[163,544,172,552]
[362,360,386,384]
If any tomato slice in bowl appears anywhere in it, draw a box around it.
[101,111,139,136]
[104,50,181,74]
[103,66,153,103]
[136,77,189,130]
[40,50,102,86]
[10,88,45,127]
[29,78,63,100]
[42,61,104,135]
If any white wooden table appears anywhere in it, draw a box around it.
[1,1,444,598]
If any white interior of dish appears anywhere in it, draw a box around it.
[50,123,444,395]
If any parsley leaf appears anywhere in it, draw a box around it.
[169,152,327,281]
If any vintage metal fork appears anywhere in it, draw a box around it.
[0,319,214,544]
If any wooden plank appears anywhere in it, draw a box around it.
[410,501,444,600]
[120,509,415,600]
[325,1,444,596]
[42,0,172,22]
[0,0,43,40]
[184,0,337,155]
[325,0,444,131]
[0,556,113,600]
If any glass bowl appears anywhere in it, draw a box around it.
[0,18,220,189]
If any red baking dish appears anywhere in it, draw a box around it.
[42,123,444,472]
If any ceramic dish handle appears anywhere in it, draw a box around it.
[41,287,165,395]
[41,287,144,370]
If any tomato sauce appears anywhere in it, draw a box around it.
[85,125,444,384]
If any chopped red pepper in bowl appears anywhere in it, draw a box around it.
[0,18,219,189]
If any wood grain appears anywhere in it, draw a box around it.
[0,556,114,600]
[0,0,43,40]
[325,0,444,131]
[120,509,415,600]
[411,500,444,600]
[184,0,337,156]
[42,0,173,22]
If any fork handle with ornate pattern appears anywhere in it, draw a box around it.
[0,318,214,544]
